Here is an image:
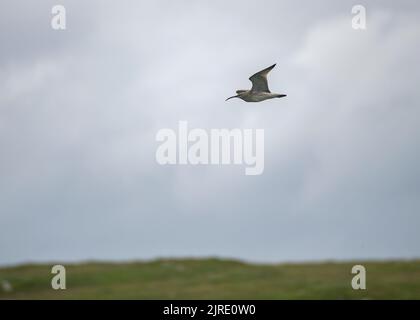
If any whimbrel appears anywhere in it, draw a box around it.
[226,64,286,102]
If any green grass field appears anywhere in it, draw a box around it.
[1,258,419,299]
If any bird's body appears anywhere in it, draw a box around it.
[226,64,286,102]
[234,91,286,102]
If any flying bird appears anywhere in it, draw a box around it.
[226,64,286,102]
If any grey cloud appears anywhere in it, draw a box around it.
[0,0,419,265]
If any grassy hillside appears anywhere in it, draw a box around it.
[1,258,419,299]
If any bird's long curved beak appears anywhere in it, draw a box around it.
[225,95,238,101]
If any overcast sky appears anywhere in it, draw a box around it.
[0,0,419,265]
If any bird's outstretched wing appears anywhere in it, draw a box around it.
[249,64,276,93]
